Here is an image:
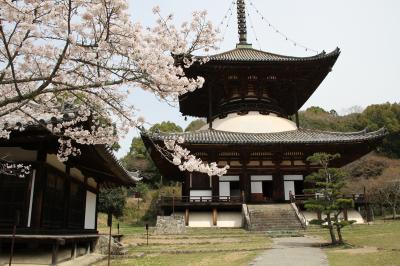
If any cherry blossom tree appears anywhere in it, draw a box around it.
[0,0,228,176]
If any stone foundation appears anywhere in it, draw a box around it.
[154,215,186,234]
[94,235,128,255]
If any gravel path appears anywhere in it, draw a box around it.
[250,236,329,266]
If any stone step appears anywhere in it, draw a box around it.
[247,204,302,232]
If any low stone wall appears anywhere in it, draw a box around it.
[154,215,186,235]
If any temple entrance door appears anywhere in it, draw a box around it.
[219,176,240,200]
[262,181,273,201]
[250,175,273,203]
[284,181,295,201]
[283,175,303,200]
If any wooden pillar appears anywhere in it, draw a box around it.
[185,208,189,226]
[51,241,59,266]
[94,182,100,231]
[272,172,284,202]
[184,173,191,197]
[86,242,91,254]
[272,153,284,202]
[212,208,217,226]
[63,166,71,229]
[208,84,213,129]
[240,153,250,203]
[51,239,65,266]
[211,176,219,200]
[70,242,77,259]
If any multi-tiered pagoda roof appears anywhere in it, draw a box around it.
[142,0,386,179]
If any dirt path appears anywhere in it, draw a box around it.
[249,236,329,266]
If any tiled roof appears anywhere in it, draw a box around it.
[146,128,387,145]
[6,112,139,185]
[199,47,340,63]
[95,146,142,184]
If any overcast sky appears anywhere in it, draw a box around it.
[117,0,400,157]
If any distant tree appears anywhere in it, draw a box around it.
[342,105,364,115]
[304,153,355,245]
[299,103,399,158]
[149,121,183,133]
[128,137,148,159]
[185,119,207,132]
[306,106,328,114]
[121,121,183,185]
[345,157,387,178]
[356,103,400,158]
[98,187,127,218]
[329,109,338,116]
[378,182,400,219]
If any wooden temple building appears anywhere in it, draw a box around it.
[142,0,386,228]
[0,115,137,264]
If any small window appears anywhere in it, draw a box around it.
[266,75,277,80]
[228,75,238,80]
[248,75,258,81]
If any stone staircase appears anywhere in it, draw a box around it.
[247,204,303,231]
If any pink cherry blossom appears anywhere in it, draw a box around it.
[0,0,226,176]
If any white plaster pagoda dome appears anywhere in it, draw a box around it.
[200,111,297,133]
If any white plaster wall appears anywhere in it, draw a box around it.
[251,182,262,193]
[302,210,365,225]
[200,111,297,133]
[46,154,65,172]
[219,176,239,182]
[179,212,242,228]
[284,175,303,181]
[219,182,230,197]
[190,190,212,201]
[0,147,37,161]
[27,170,36,227]
[251,175,273,181]
[84,191,97,229]
[284,181,295,201]
[187,212,213,227]
[217,212,243,227]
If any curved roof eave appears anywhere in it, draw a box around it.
[195,47,341,63]
[145,127,387,145]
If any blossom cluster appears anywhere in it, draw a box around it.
[0,0,220,170]
[163,138,229,177]
[1,162,31,178]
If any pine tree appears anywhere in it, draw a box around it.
[304,153,355,244]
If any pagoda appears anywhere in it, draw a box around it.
[142,0,386,228]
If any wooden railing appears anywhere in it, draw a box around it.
[159,196,242,206]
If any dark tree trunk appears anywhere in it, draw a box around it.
[327,213,337,245]
[336,225,344,244]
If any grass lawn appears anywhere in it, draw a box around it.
[94,226,271,266]
[307,220,400,266]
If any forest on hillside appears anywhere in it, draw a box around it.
[121,102,400,192]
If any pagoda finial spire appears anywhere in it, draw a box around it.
[237,0,251,48]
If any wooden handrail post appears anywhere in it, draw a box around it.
[107,212,112,266]
[172,196,175,216]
